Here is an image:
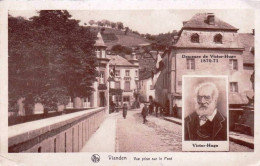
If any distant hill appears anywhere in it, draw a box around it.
[89,26,160,81]
[89,26,152,49]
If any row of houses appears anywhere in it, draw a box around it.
[89,32,139,112]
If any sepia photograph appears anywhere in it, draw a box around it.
[7,9,254,154]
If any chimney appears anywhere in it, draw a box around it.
[252,29,255,35]
[132,52,137,60]
[207,13,215,25]
[183,21,188,26]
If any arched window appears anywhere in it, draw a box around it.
[191,33,199,43]
[214,34,222,44]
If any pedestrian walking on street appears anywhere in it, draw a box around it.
[110,100,116,113]
[173,104,178,118]
[149,96,154,115]
[122,103,128,119]
[141,104,148,124]
[159,107,163,116]
[154,102,159,117]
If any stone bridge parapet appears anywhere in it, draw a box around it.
[9,107,106,153]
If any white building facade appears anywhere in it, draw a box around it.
[108,54,139,107]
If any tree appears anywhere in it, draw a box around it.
[117,22,124,30]
[105,20,111,27]
[124,27,129,35]
[88,20,95,25]
[101,19,110,27]
[111,44,132,55]
[132,31,140,35]
[101,27,106,34]
[144,29,179,52]
[97,21,104,27]
[111,22,116,28]
[9,10,97,115]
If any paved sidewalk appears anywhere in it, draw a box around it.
[80,113,119,152]
[164,117,182,125]
[229,132,254,149]
[117,110,182,152]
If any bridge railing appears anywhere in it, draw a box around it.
[9,107,106,153]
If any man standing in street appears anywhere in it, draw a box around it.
[141,104,148,124]
[122,103,127,119]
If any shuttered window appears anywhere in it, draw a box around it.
[229,59,238,70]
[125,70,130,76]
[123,96,130,102]
[100,71,105,84]
[124,81,130,91]
[186,59,195,70]
[230,82,238,92]
[115,81,120,89]
[115,70,120,77]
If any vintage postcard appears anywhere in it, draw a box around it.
[0,0,259,165]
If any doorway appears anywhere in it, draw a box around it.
[99,92,106,107]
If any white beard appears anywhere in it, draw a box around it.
[195,101,216,116]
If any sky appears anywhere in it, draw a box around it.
[9,10,254,35]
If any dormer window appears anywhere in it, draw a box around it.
[214,34,222,44]
[207,13,215,25]
[191,33,199,43]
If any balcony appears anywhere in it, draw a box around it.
[124,77,131,81]
[123,89,132,92]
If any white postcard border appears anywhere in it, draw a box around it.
[0,1,260,166]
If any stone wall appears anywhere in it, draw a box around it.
[9,107,106,153]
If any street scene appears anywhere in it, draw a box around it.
[86,108,253,152]
[8,10,254,153]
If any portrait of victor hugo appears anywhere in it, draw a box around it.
[183,76,228,141]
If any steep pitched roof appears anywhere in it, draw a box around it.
[94,32,107,47]
[239,33,254,64]
[107,55,137,66]
[174,13,243,49]
[174,30,243,49]
[183,13,238,31]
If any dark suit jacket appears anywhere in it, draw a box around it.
[184,111,227,141]
[141,106,148,117]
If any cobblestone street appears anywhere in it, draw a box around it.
[116,109,253,152]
